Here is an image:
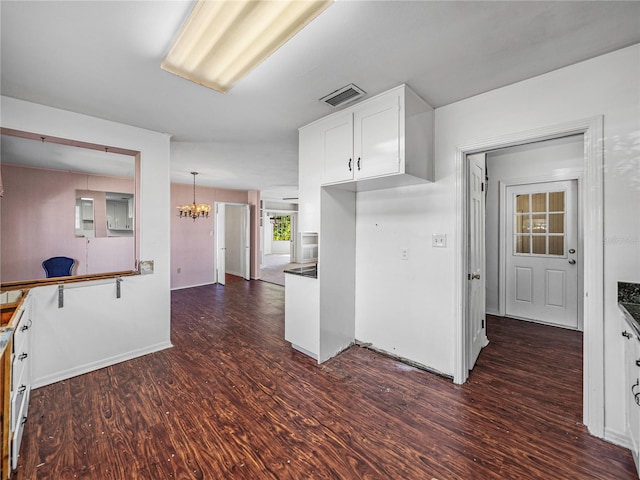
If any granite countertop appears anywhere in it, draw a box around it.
[619,281,640,337]
[284,264,318,279]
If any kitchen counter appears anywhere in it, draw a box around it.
[284,264,318,279]
[619,281,640,336]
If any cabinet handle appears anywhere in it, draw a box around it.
[18,352,28,361]
[20,320,31,332]
[636,359,640,368]
[357,157,361,170]
[623,330,633,339]
[21,416,27,425]
[636,392,640,407]
[18,385,26,394]
[348,158,352,172]
[633,380,639,395]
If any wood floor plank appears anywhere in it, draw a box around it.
[14,277,636,479]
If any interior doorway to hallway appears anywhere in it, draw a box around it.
[467,134,584,426]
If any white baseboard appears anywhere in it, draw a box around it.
[485,308,500,316]
[604,426,632,449]
[32,341,173,389]
[171,281,216,291]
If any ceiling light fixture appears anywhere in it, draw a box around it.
[161,0,333,93]
[177,172,212,220]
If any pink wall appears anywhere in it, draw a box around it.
[170,183,260,289]
[1,164,135,281]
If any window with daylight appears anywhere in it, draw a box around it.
[272,215,291,241]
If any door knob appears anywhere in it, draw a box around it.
[568,259,576,265]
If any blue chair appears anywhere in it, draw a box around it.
[42,256,75,278]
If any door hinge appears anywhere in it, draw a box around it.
[481,182,485,192]
[481,318,485,328]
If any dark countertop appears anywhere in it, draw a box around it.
[619,281,640,337]
[284,265,317,279]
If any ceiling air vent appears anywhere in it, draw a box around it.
[320,84,366,108]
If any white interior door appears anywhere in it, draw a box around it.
[216,203,226,285]
[505,180,578,328]
[242,204,250,280]
[467,153,487,370]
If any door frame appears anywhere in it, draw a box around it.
[499,175,583,330]
[454,116,604,438]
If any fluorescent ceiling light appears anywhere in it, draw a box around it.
[161,0,333,93]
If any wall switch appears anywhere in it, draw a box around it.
[432,234,447,248]
[401,248,409,260]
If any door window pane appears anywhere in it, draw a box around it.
[515,235,530,254]
[516,214,529,233]
[532,193,546,212]
[516,194,529,213]
[549,191,565,212]
[549,213,564,234]
[531,214,547,233]
[532,235,546,255]
[549,236,564,256]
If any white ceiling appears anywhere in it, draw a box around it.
[2,1,639,201]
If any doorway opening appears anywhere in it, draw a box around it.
[456,116,604,438]
[214,202,250,285]
[260,206,301,286]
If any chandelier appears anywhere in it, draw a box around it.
[177,172,212,220]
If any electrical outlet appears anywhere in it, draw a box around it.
[432,234,447,248]
[401,248,409,260]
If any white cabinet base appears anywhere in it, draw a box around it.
[284,273,319,360]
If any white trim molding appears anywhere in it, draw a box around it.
[453,116,605,439]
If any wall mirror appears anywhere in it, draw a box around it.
[1,129,140,283]
[74,190,134,238]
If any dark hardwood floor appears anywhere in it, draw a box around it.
[16,276,635,479]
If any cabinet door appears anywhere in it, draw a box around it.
[353,92,401,179]
[321,113,354,184]
[106,202,115,229]
[628,335,640,459]
[115,202,129,229]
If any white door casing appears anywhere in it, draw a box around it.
[454,116,604,438]
[467,153,488,370]
[215,202,226,285]
[505,180,578,328]
[242,204,250,281]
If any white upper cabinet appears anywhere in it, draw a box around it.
[321,112,354,184]
[306,84,434,191]
[353,91,401,179]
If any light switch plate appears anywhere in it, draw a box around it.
[432,234,447,248]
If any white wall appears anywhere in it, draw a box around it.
[485,136,584,314]
[271,240,290,255]
[1,96,172,387]
[353,45,638,441]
